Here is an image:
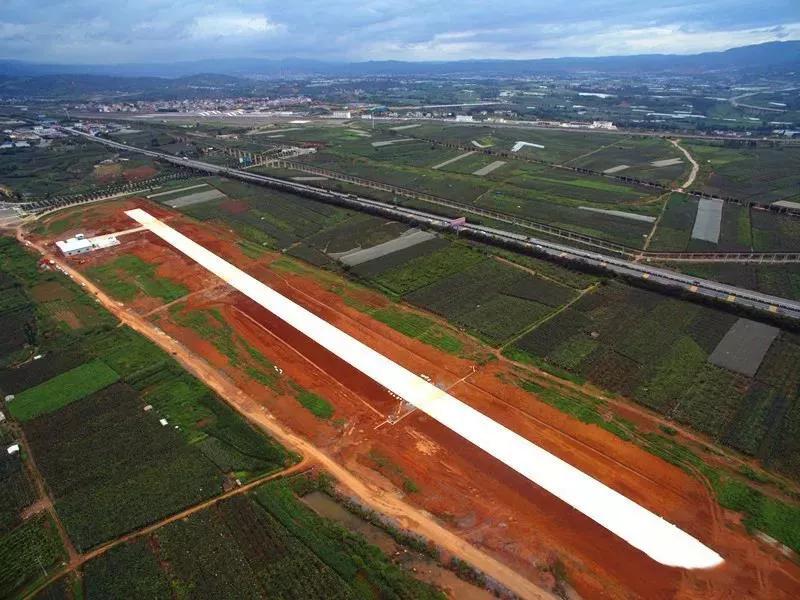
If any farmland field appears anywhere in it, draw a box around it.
[8,359,120,421]
[676,263,800,302]
[750,210,800,252]
[22,368,285,551]
[0,449,36,536]
[82,477,444,600]
[180,179,353,250]
[238,122,800,255]
[405,123,627,164]
[686,141,800,204]
[509,280,800,481]
[570,136,687,185]
[405,257,577,345]
[0,138,161,199]
[370,243,487,296]
[0,237,291,556]
[259,121,666,248]
[0,270,36,366]
[0,237,116,370]
[0,515,65,598]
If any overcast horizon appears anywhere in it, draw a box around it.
[0,1,799,64]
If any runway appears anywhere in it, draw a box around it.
[126,206,724,570]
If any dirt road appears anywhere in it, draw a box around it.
[12,424,80,568]
[17,230,552,600]
[669,139,699,190]
[23,459,312,600]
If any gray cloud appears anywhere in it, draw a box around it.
[0,0,798,62]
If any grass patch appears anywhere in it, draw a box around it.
[86,255,187,303]
[371,306,464,355]
[519,378,632,440]
[9,360,119,421]
[712,476,800,552]
[292,385,334,419]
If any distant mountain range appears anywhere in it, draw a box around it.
[1,41,799,79]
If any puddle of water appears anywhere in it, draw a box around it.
[303,490,396,553]
[302,491,495,600]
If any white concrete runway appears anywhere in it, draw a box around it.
[126,207,724,570]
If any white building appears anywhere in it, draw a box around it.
[55,234,94,257]
[591,120,617,130]
[331,111,352,119]
[455,115,474,122]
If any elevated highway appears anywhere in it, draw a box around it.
[61,128,800,321]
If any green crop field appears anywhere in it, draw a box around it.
[407,123,625,164]
[24,382,225,551]
[9,360,120,421]
[350,238,450,279]
[84,540,172,599]
[371,243,487,296]
[0,237,292,559]
[649,195,753,252]
[305,213,409,254]
[0,515,65,598]
[571,136,687,185]
[272,124,664,249]
[677,263,800,302]
[751,210,800,252]
[509,281,800,482]
[0,238,116,368]
[687,141,800,204]
[404,258,577,345]
[16,322,293,552]
[82,478,444,600]
[292,384,335,419]
[0,139,128,199]
[181,180,352,250]
[0,450,36,536]
[294,149,493,202]
[0,272,36,367]
[371,306,464,354]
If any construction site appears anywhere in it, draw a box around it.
[22,196,800,599]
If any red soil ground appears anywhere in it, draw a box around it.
[220,199,250,214]
[46,199,800,599]
[122,165,158,182]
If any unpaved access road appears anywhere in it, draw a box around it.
[669,139,699,191]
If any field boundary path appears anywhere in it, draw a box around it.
[17,230,553,600]
[669,139,699,191]
[10,423,80,567]
[23,459,312,599]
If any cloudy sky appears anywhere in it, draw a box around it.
[1,0,798,64]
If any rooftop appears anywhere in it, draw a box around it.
[55,236,94,253]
